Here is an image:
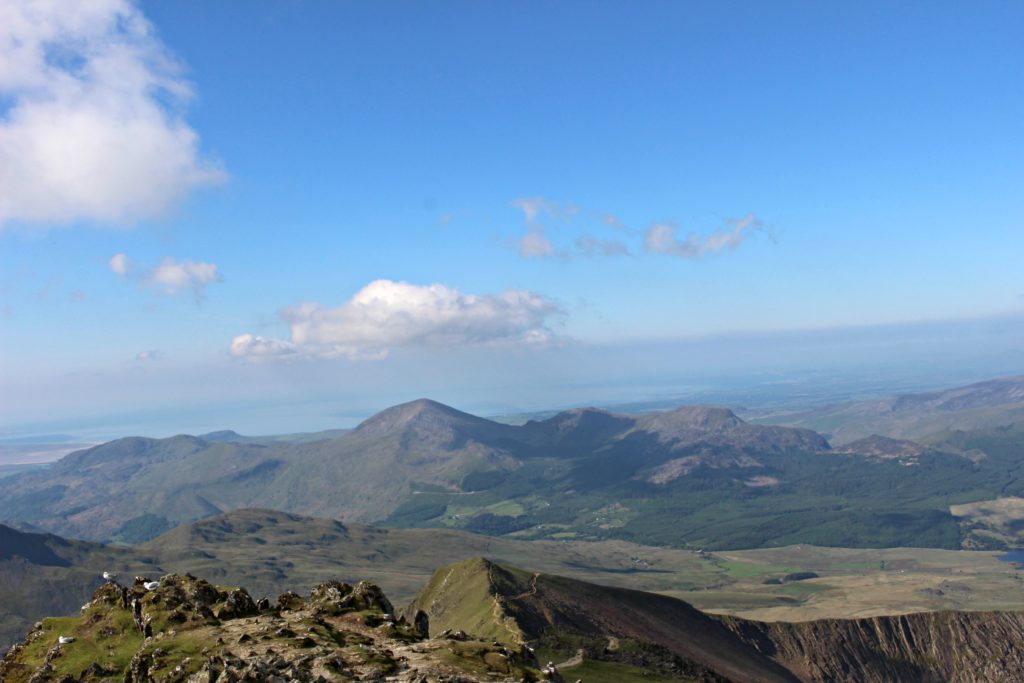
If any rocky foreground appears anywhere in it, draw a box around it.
[0,573,542,683]
[7,559,1024,683]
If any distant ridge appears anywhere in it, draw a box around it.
[775,375,1024,444]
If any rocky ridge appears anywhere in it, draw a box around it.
[0,573,541,683]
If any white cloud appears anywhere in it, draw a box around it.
[229,334,297,359]
[108,252,130,275]
[108,252,221,299]
[149,258,219,294]
[231,279,563,361]
[644,214,764,258]
[135,349,164,361]
[0,0,224,227]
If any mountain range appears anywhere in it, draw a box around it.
[6,378,1024,550]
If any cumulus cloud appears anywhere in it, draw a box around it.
[149,258,219,294]
[229,334,297,359]
[644,214,764,258]
[0,0,224,227]
[108,252,221,299]
[231,279,563,361]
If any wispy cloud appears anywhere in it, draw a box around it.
[109,252,222,300]
[600,213,626,230]
[575,235,630,257]
[0,0,224,227]
[509,198,767,262]
[511,196,578,223]
[519,227,557,257]
[510,196,580,258]
[231,279,564,361]
[135,349,164,361]
[644,214,765,258]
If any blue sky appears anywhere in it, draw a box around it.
[1,1,1023,436]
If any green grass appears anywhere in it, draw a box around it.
[718,559,793,579]
[146,633,208,678]
[17,607,142,681]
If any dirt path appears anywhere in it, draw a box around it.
[512,572,541,600]
[553,647,584,669]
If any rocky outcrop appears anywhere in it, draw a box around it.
[0,572,540,683]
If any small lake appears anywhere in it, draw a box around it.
[997,550,1024,563]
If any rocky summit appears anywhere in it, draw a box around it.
[0,573,541,683]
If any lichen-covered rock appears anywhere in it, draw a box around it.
[215,587,258,620]
[276,590,306,612]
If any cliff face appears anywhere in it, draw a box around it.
[724,610,1024,683]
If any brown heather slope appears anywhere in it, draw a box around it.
[410,558,1024,683]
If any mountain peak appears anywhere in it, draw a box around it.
[642,405,745,432]
[353,399,495,437]
[199,430,246,443]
